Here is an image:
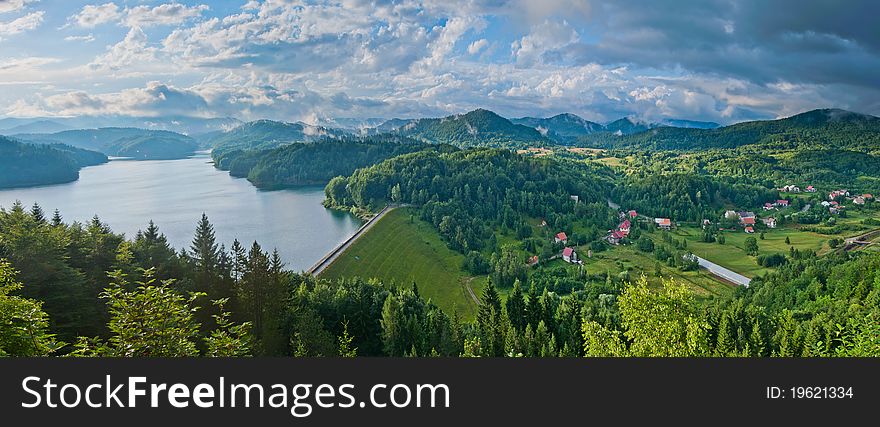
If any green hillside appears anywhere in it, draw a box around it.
[0,137,107,188]
[319,208,483,318]
[212,136,445,188]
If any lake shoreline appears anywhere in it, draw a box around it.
[0,154,363,270]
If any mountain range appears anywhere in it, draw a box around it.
[203,119,349,155]
[580,108,880,151]
[3,108,875,158]
[12,128,199,160]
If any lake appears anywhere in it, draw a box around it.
[0,153,363,271]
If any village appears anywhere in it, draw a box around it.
[525,184,879,289]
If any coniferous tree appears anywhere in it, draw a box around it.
[30,203,45,224]
[506,280,526,331]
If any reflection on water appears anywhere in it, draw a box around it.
[0,154,362,271]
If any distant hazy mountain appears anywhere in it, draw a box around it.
[0,120,73,135]
[388,109,548,148]
[122,116,243,135]
[205,119,348,154]
[13,128,198,160]
[579,108,880,150]
[0,136,108,189]
[0,116,241,136]
[511,113,604,144]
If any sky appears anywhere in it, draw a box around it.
[0,0,878,125]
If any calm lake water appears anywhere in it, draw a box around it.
[0,153,362,271]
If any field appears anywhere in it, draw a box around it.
[655,209,880,278]
[319,208,484,319]
[550,243,736,299]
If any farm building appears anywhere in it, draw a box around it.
[555,232,568,244]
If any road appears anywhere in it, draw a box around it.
[691,255,751,287]
[307,205,396,276]
[843,228,880,250]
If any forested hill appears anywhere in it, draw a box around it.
[325,148,618,253]
[511,113,604,144]
[212,136,443,189]
[0,136,108,188]
[578,108,880,151]
[389,109,549,148]
[205,119,348,155]
[13,127,198,160]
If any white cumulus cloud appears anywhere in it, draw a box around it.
[124,3,209,28]
[0,0,35,14]
[468,38,488,55]
[0,10,43,39]
[66,3,120,28]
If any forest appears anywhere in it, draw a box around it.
[0,137,107,189]
[212,136,447,189]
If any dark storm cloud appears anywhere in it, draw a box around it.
[555,0,880,97]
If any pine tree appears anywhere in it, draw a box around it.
[50,209,63,226]
[750,318,766,357]
[476,279,505,356]
[30,203,45,224]
[526,283,541,330]
[715,314,735,356]
[190,213,219,276]
[506,280,526,331]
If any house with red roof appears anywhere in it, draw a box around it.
[654,218,672,230]
[806,185,816,193]
[555,232,568,244]
[619,219,631,233]
[562,247,577,263]
[527,255,539,267]
[741,216,756,226]
[775,199,789,207]
[607,230,626,245]
[628,210,638,219]
[744,226,755,234]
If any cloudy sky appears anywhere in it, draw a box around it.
[0,0,878,124]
